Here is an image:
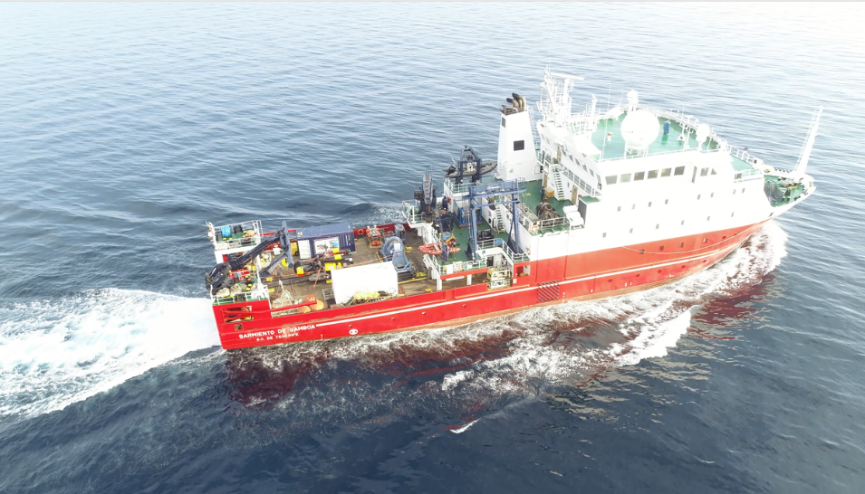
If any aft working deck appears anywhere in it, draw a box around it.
[258,223,496,313]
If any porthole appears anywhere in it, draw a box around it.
[648,202,652,207]
[679,242,684,248]
[742,188,746,193]
[681,220,685,225]
[617,206,621,212]
[711,192,714,198]
[731,212,735,217]
[630,228,634,234]
[659,245,664,251]
[656,224,659,229]
[665,199,669,205]
[602,232,607,238]
[697,194,701,200]
[707,216,711,221]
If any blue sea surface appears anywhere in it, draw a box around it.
[1,3,864,493]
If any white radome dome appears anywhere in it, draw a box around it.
[621,109,659,151]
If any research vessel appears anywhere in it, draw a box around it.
[205,70,821,350]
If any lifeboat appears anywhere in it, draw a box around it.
[418,242,460,256]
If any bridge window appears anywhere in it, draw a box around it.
[648,170,658,179]
[700,167,709,177]
[514,140,525,151]
[674,166,685,176]
[606,175,617,185]
[679,242,684,248]
[659,245,664,251]
[662,168,672,177]
[634,171,645,181]
[620,173,632,183]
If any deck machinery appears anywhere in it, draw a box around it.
[204,69,820,350]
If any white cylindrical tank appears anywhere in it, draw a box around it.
[620,109,659,151]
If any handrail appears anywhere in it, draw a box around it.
[213,220,263,252]
[599,146,717,163]
[518,202,570,234]
[402,200,425,225]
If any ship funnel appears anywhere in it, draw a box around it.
[794,107,822,178]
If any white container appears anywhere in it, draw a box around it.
[331,262,398,305]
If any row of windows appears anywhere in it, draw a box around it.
[601,213,739,237]
[606,165,686,185]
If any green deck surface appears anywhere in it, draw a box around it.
[521,179,572,217]
[731,155,755,171]
[591,114,716,159]
[440,214,512,265]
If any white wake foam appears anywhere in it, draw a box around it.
[0,289,219,418]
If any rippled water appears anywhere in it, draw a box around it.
[2,3,865,493]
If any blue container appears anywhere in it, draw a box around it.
[296,222,356,256]
[221,225,231,238]
[663,121,671,135]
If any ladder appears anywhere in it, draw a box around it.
[495,205,506,233]
[551,166,566,201]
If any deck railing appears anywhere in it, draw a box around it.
[477,238,529,264]
[212,285,269,306]
[734,168,763,182]
[402,200,425,225]
[730,146,761,167]
[213,220,263,252]
[518,202,570,234]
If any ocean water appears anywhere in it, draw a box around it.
[1,3,864,493]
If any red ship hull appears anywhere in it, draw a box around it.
[213,220,768,350]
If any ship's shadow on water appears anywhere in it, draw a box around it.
[216,223,788,432]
